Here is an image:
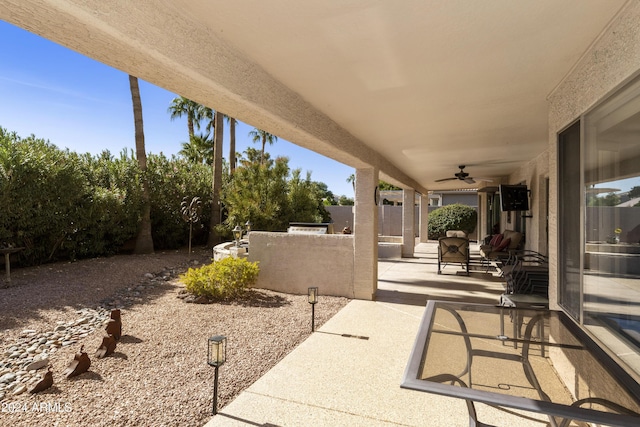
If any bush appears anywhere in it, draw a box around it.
[0,130,94,264]
[146,154,212,249]
[0,127,214,266]
[180,257,259,300]
[428,203,477,239]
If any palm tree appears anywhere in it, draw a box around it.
[168,96,203,139]
[347,174,355,191]
[228,117,237,174]
[129,75,154,254]
[249,128,278,164]
[179,133,213,164]
[208,110,224,246]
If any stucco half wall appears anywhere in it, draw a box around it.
[247,232,355,298]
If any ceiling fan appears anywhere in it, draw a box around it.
[435,165,492,185]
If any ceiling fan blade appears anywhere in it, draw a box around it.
[435,177,458,182]
[474,177,494,182]
[464,178,476,184]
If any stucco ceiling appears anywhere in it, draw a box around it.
[0,0,629,191]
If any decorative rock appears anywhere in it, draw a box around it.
[12,384,27,395]
[74,317,89,326]
[0,373,16,383]
[0,308,112,394]
[26,357,49,371]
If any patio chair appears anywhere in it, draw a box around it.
[438,236,470,275]
[503,251,549,296]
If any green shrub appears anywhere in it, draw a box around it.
[146,154,212,249]
[0,130,92,263]
[0,128,214,266]
[428,203,477,239]
[180,257,259,300]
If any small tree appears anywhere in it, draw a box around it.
[427,203,477,239]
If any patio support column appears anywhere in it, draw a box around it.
[419,193,429,243]
[353,167,378,300]
[402,189,415,257]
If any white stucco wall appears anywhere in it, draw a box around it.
[248,232,355,298]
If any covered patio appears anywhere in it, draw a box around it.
[204,243,574,427]
[2,1,639,425]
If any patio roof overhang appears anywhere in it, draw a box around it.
[0,0,629,191]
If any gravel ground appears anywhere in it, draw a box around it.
[0,248,350,426]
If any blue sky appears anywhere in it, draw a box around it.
[0,21,355,197]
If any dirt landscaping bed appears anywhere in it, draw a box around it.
[0,247,350,426]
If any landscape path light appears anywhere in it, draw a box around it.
[245,220,252,233]
[207,335,227,415]
[308,287,318,332]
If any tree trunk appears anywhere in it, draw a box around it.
[208,111,224,246]
[229,118,236,174]
[129,75,154,254]
[187,115,195,138]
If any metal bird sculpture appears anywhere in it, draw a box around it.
[63,345,91,378]
[105,309,122,341]
[29,366,54,393]
[95,334,117,358]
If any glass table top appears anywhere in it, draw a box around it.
[401,300,640,427]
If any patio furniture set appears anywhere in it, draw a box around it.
[437,230,550,305]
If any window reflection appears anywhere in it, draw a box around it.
[583,78,640,378]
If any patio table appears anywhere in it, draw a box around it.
[401,300,640,427]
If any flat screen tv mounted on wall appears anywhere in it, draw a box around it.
[499,184,529,211]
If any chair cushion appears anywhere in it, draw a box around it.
[446,230,467,238]
[489,234,503,247]
[495,237,511,252]
[438,237,469,262]
[503,230,522,249]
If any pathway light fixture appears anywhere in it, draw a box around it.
[207,335,227,415]
[308,287,318,332]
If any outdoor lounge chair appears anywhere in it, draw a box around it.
[438,236,470,275]
[479,229,523,271]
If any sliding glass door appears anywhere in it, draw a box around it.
[558,76,640,378]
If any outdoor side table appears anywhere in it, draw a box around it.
[1,247,25,282]
[401,300,640,427]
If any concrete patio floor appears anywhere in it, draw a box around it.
[204,242,555,427]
